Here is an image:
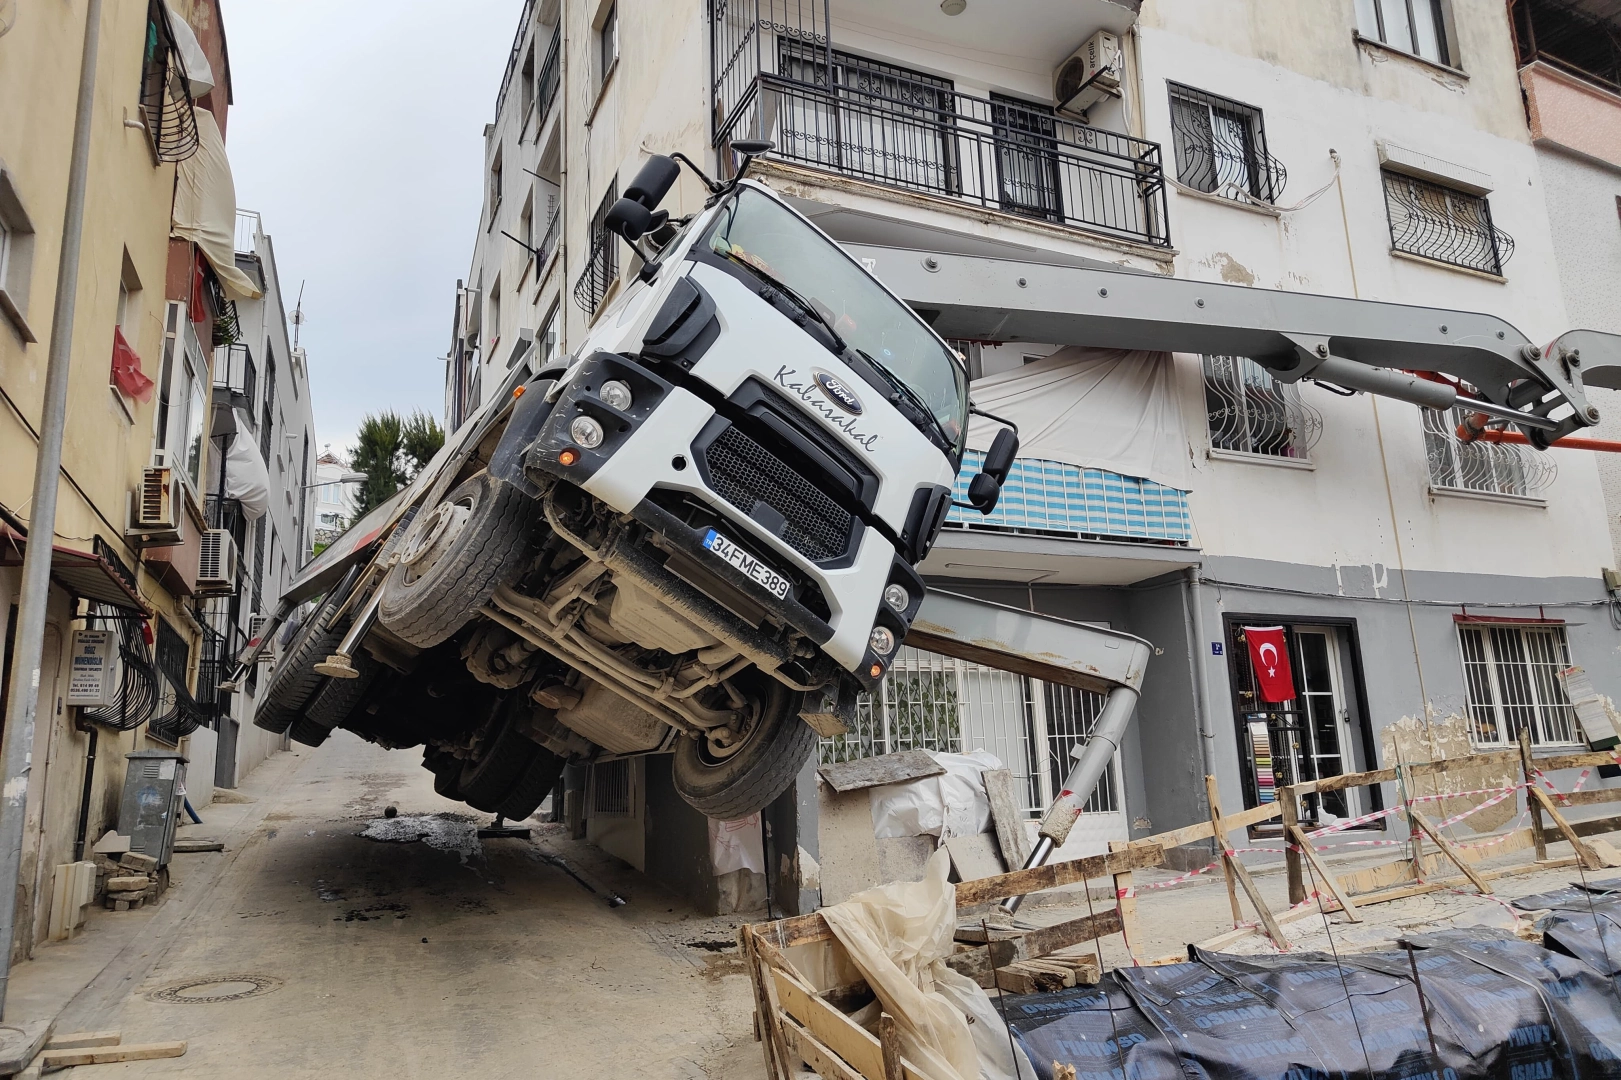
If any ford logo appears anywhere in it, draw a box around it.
[813,370,864,415]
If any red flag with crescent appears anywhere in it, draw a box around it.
[1244,626,1295,702]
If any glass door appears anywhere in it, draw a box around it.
[1292,627,1353,819]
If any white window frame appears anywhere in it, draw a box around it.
[597,2,618,90]
[0,162,37,342]
[1202,354,1320,461]
[153,301,209,497]
[1457,622,1580,748]
[1355,0,1455,67]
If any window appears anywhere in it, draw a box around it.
[990,94,1062,222]
[1168,83,1286,204]
[1356,0,1452,66]
[1422,406,1554,498]
[488,277,501,347]
[597,3,618,89]
[0,162,35,341]
[519,191,534,257]
[487,148,503,229]
[1458,623,1578,746]
[138,0,199,162]
[573,182,618,313]
[520,40,536,119]
[1203,355,1322,459]
[154,302,208,491]
[1382,171,1513,275]
[260,346,276,463]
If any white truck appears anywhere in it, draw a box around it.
[242,147,1022,822]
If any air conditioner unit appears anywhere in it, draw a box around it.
[135,466,180,531]
[1055,31,1122,118]
[197,528,238,589]
[247,613,268,646]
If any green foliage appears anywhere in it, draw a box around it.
[818,668,962,765]
[352,409,450,517]
[401,411,445,475]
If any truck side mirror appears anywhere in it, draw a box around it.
[982,429,1019,483]
[605,198,666,242]
[967,472,1001,513]
[625,155,681,211]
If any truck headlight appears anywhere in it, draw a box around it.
[869,626,896,656]
[883,584,910,613]
[569,415,605,449]
[599,380,633,411]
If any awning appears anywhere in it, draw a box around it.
[0,523,151,614]
[171,109,262,300]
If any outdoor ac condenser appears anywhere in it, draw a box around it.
[135,466,180,530]
[197,528,238,589]
[117,750,187,868]
[1055,31,1121,117]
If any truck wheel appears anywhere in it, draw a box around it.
[496,747,567,820]
[459,706,540,813]
[289,715,331,747]
[254,700,297,735]
[255,590,345,731]
[424,749,463,800]
[672,679,813,820]
[305,652,380,730]
[378,472,540,648]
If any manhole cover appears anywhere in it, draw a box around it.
[146,974,283,1004]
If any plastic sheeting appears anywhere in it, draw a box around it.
[224,418,270,521]
[708,813,764,875]
[819,848,1032,1080]
[163,2,215,98]
[171,109,261,300]
[963,348,1192,491]
[1001,929,1621,1080]
[868,749,1002,841]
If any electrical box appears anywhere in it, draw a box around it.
[66,629,120,707]
[117,750,188,868]
[1604,567,1621,596]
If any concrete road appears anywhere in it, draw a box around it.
[56,734,762,1079]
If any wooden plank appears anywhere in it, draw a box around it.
[1409,809,1492,894]
[741,926,793,1080]
[754,911,836,949]
[772,967,939,1080]
[879,1014,903,1080]
[1286,825,1361,922]
[1534,751,1620,772]
[1312,766,1399,795]
[943,940,1017,986]
[944,834,1005,882]
[1225,853,1288,950]
[1523,730,1548,863]
[983,769,1031,870]
[37,1042,185,1068]
[1130,820,1214,851]
[1109,841,1142,963]
[1018,908,1124,961]
[1205,775,1243,927]
[1530,786,1604,870]
[1542,812,1621,841]
[1279,787,1306,906]
[43,1033,120,1051]
[953,845,1163,907]
[996,962,1071,995]
[781,1017,867,1080]
[1536,788,1621,808]
[818,751,944,793]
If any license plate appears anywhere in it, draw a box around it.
[702,529,791,600]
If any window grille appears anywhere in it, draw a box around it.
[1167,84,1286,204]
[1203,355,1321,459]
[1382,171,1514,275]
[1458,623,1578,746]
[590,759,632,816]
[1356,0,1452,66]
[1422,407,1555,497]
[819,647,1120,817]
[573,184,619,313]
[138,0,199,163]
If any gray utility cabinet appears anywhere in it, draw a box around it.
[118,750,188,867]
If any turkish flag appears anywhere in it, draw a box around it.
[110,327,155,403]
[1244,626,1296,703]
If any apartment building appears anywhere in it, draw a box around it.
[0,1,313,958]
[448,0,1621,904]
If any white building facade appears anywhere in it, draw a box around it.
[447,0,1621,895]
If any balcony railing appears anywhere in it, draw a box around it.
[947,451,1192,543]
[572,229,617,314]
[537,28,561,129]
[710,1,1169,247]
[212,341,257,415]
[1512,0,1621,94]
[537,205,561,268]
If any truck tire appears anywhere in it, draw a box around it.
[255,591,345,731]
[671,679,813,820]
[289,714,331,748]
[305,652,380,730]
[424,749,462,800]
[255,700,297,735]
[377,472,540,649]
[496,748,567,820]
[458,708,540,813]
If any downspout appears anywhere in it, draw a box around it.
[0,0,102,1016]
[1183,568,1217,834]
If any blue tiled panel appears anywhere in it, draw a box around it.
[946,452,1193,543]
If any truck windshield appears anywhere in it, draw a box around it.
[703,187,968,455]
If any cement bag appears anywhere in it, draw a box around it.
[869,749,1002,840]
[819,848,1032,1080]
[707,813,763,875]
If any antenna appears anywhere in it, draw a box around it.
[291,280,307,349]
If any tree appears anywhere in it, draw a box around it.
[351,410,446,517]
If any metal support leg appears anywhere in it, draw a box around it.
[1001,685,1139,915]
[478,815,533,840]
[314,587,383,679]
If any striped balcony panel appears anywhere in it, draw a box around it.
[945,452,1193,544]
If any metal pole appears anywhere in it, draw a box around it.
[0,0,103,1017]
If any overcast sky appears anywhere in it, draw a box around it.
[221,0,522,458]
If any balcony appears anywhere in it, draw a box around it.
[710,1,1168,248]
[1514,0,1621,173]
[212,341,257,418]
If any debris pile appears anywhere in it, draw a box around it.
[94,850,166,911]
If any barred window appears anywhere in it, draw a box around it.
[138,0,199,162]
[1422,407,1555,498]
[572,182,618,313]
[1382,171,1513,275]
[1203,355,1321,460]
[1168,84,1286,204]
[1458,623,1578,747]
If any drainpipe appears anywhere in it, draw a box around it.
[1183,568,1218,832]
[0,0,102,1017]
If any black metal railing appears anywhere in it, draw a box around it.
[1382,171,1515,276]
[494,0,540,121]
[538,205,561,267]
[572,229,617,313]
[709,2,1169,246]
[1512,0,1621,94]
[212,342,257,413]
[139,0,199,163]
[1167,83,1287,204]
[537,28,561,128]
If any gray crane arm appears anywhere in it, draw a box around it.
[843,244,1621,447]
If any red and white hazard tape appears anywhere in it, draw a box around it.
[1433,782,1524,829]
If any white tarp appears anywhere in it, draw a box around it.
[819,849,1032,1080]
[868,749,1002,841]
[964,347,1192,490]
[171,109,261,299]
[707,813,764,875]
[225,413,270,520]
[163,2,215,99]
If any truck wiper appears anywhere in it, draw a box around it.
[855,348,953,456]
[720,251,846,355]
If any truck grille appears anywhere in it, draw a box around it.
[702,424,852,563]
